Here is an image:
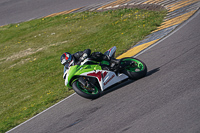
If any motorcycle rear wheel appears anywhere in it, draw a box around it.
[120,57,147,80]
[72,80,101,99]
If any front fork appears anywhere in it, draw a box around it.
[78,77,95,92]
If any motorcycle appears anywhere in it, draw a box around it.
[63,46,147,99]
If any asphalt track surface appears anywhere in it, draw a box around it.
[7,7,200,133]
[0,0,113,26]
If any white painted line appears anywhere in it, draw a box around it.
[6,93,76,133]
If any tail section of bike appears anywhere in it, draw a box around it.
[104,46,117,58]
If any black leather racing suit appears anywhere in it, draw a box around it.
[73,49,110,65]
[72,49,91,65]
[63,49,117,74]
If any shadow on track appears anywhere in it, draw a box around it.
[146,67,160,77]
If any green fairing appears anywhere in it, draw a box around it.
[66,64,102,88]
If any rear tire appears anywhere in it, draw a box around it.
[72,80,101,99]
[120,57,147,80]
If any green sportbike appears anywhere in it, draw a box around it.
[63,46,147,99]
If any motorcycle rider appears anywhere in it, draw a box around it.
[60,49,114,72]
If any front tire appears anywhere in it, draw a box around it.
[72,80,101,99]
[120,57,147,80]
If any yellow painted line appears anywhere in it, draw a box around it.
[143,0,154,4]
[167,0,190,7]
[152,10,196,33]
[44,7,82,18]
[153,0,166,4]
[143,0,165,4]
[97,0,130,10]
[116,0,199,58]
[117,39,159,59]
[167,0,199,8]
[97,0,120,10]
[168,0,199,12]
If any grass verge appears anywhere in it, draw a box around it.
[0,8,167,132]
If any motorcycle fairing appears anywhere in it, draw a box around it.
[102,71,128,90]
[79,70,128,91]
[104,46,116,58]
[65,64,102,87]
[64,65,79,87]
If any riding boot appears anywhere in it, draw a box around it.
[103,55,119,63]
[102,55,120,73]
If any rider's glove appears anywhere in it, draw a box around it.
[80,53,88,61]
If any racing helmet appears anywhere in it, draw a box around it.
[60,52,74,68]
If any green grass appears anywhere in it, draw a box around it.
[0,8,167,132]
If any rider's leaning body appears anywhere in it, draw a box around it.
[60,49,114,72]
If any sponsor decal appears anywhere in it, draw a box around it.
[104,74,115,86]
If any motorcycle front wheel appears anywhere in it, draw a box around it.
[120,57,147,80]
[72,80,101,99]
